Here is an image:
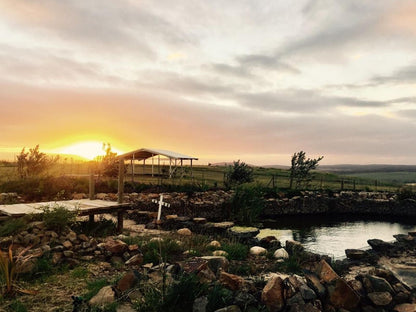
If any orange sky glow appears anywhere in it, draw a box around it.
[1,1,416,165]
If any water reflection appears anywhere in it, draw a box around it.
[258,215,416,258]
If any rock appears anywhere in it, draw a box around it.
[193,296,208,312]
[286,293,305,306]
[289,303,321,312]
[125,254,143,266]
[362,274,394,294]
[259,236,281,249]
[197,266,217,284]
[116,303,136,312]
[285,240,304,255]
[250,246,267,256]
[116,271,139,292]
[63,240,73,249]
[304,272,326,298]
[213,250,228,257]
[193,218,207,224]
[393,303,416,312]
[299,284,317,301]
[367,239,395,252]
[78,234,89,242]
[200,256,229,275]
[274,248,289,259]
[165,214,178,220]
[177,228,192,236]
[345,249,369,260]
[228,226,260,239]
[208,240,221,248]
[52,252,63,264]
[233,291,257,307]
[104,238,128,254]
[316,260,339,284]
[214,305,241,312]
[89,286,115,306]
[327,278,360,310]
[261,275,284,312]
[67,231,77,243]
[63,250,74,257]
[367,291,393,306]
[219,272,245,291]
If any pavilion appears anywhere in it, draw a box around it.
[116,148,198,179]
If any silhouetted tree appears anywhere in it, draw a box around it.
[100,143,120,177]
[289,151,323,189]
[16,145,59,179]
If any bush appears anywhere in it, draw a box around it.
[0,219,26,237]
[40,204,77,232]
[221,242,249,261]
[224,160,253,188]
[231,184,265,225]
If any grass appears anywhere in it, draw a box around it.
[221,241,249,261]
[0,219,26,237]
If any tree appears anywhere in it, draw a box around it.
[289,151,323,189]
[225,160,254,188]
[16,145,58,179]
[100,143,119,177]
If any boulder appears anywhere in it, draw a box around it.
[193,296,208,312]
[89,286,115,306]
[261,275,285,312]
[104,239,128,254]
[219,272,245,291]
[208,240,221,248]
[285,240,304,255]
[367,239,395,253]
[116,271,139,292]
[316,260,339,284]
[299,284,317,301]
[327,278,360,310]
[213,250,229,257]
[259,236,281,249]
[304,272,326,298]
[393,303,416,312]
[228,226,259,239]
[200,256,229,275]
[250,246,267,256]
[367,291,393,306]
[177,228,192,236]
[362,274,394,294]
[274,248,289,259]
[345,249,369,260]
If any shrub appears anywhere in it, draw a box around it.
[0,219,26,237]
[40,204,77,232]
[142,238,183,264]
[231,184,265,225]
[221,242,249,261]
[224,160,253,188]
[72,218,117,237]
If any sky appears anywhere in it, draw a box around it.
[1,0,416,165]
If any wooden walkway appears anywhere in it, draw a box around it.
[0,199,130,232]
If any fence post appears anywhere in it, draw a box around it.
[320,177,323,189]
[353,180,356,191]
[375,180,378,191]
[89,171,95,200]
[341,179,344,191]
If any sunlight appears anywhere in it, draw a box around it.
[56,141,124,160]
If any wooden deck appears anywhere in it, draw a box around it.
[0,199,131,232]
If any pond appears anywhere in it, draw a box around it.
[257,214,416,259]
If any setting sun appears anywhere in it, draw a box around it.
[56,141,125,160]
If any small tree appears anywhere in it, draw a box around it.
[225,160,254,188]
[289,151,323,189]
[16,145,58,179]
[100,143,120,177]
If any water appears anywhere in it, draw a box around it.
[258,215,416,258]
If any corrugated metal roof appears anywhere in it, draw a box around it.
[117,148,198,161]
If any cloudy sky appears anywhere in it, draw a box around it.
[1,0,416,165]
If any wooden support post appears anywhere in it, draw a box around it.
[320,177,323,190]
[131,159,134,183]
[89,214,95,224]
[118,158,125,204]
[152,154,154,177]
[117,211,124,233]
[341,179,344,191]
[89,172,95,200]
[353,180,356,191]
[190,159,193,178]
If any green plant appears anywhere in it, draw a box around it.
[206,283,233,311]
[40,204,77,232]
[0,219,26,237]
[225,160,254,188]
[231,184,265,225]
[8,299,27,312]
[289,151,323,189]
[221,242,249,261]
[71,266,89,279]
[16,145,59,179]
[83,278,109,301]
[73,218,117,237]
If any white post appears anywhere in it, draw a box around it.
[157,194,163,221]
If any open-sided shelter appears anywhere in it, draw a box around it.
[117,148,198,179]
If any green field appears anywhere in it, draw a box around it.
[0,161,405,192]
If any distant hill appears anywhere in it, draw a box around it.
[318,164,416,173]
